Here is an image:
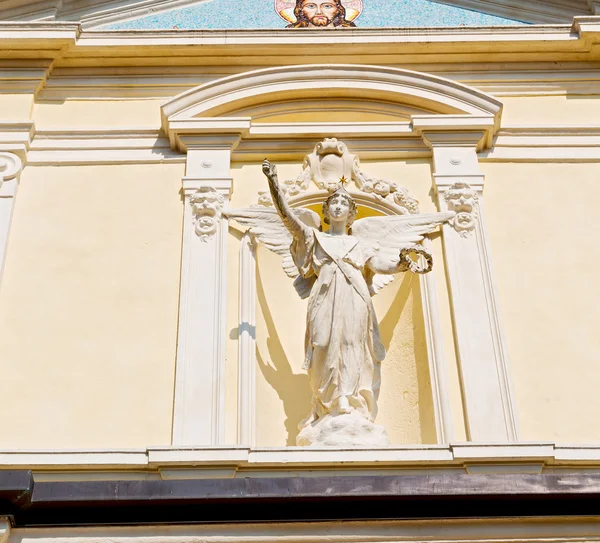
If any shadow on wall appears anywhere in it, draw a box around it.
[255,256,436,446]
[378,272,437,444]
[256,261,311,446]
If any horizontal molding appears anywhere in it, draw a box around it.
[35,63,600,100]
[28,129,185,164]
[1,443,600,472]
[24,126,600,164]
[0,22,80,43]
[4,518,600,543]
[483,126,600,161]
[0,60,53,94]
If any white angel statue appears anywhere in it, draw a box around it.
[225,160,454,447]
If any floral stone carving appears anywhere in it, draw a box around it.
[190,186,224,241]
[253,138,420,216]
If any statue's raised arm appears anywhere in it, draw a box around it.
[262,159,308,240]
[224,160,321,299]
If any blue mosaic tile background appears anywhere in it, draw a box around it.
[105,0,527,30]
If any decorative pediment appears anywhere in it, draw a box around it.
[0,0,592,27]
[160,64,503,156]
[162,65,503,122]
[100,0,587,28]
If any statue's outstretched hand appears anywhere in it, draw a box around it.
[262,159,278,184]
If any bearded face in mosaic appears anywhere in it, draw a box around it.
[287,0,357,28]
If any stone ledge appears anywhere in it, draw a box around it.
[2,443,600,474]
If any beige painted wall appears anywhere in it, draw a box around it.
[0,163,184,448]
[0,94,34,120]
[33,100,164,130]
[501,96,600,127]
[483,163,600,444]
[229,159,463,446]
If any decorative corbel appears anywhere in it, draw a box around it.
[444,182,479,237]
[190,186,224,241]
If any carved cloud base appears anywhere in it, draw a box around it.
[296,412,390,448]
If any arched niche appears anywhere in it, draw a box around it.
[237,186,450,447]
[168,64,512,448]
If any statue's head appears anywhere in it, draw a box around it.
[287,0,356,28]
[322,185,357,228]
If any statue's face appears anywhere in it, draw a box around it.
[327,194,351,224]
[301,0,339,26]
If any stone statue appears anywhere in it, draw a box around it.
[226,159,453,447]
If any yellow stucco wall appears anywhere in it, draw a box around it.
[0,163,184,448]
[483,162,600,444]
[33,100,164,129]
[0,94,34,120]
[501,96,600,126]
[3,75,600,449]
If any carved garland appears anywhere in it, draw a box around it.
[254,138,420,215]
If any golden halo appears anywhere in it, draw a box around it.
[275,0,363,24]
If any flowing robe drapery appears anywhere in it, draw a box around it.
[291,228,386,427]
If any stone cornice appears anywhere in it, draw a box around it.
[0,22,80,62]
[431,0,591,24]
[0,18,599,66]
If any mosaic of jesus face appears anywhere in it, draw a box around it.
[302,1,338,25]
[287,0,357,27]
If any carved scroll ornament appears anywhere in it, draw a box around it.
[0,152,23,186]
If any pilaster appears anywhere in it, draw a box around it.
[414,115,519,442]
[0,122,32,286]
[0,152,23,279]
[172,135,239,446]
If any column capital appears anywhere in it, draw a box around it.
[411,114,497,151]
[165,118,251,154]
[0,152,23,182]
[182,177,233,198]
[0,121,34,163]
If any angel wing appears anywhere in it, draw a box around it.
[224,207,321,299]
[352,211,455,295]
